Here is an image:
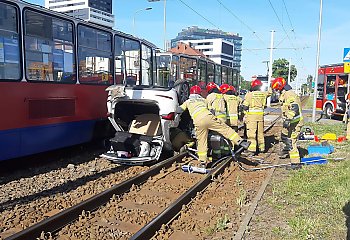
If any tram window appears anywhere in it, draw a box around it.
[180,56,197,86]
[214,65,221,85]
[0,3,20,81]
[78,25,112,85]
[114,35,140,85]
[198,60,206,90]
[156,55,171,87]
[24,10,75,82]
[171,55,179,83]
[232,70,239,88]
[227,68,233,85]
[207,62,214,83]
[221,66,228,84]
[141,44,152,85]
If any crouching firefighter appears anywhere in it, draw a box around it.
[271,77,304,169]
[241,79,271,154]
[176,85,251,168]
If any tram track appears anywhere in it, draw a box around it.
[4,96,309,240]
[5,119,282,240]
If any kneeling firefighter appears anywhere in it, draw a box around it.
[176,85,251,168]
[241,79,271,154]
[271,77,304,168]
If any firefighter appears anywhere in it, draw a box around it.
[176,85,251,167]
[241,79,271,154]
[206,82,227,123]
[271,77,304,169]
[220,84,242,132]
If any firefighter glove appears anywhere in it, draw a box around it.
[283,119,291,128]
[176,106,184,114]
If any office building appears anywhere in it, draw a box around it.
[45,0,114,28]
[171,26,242,72]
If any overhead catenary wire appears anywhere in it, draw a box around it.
[281,0,307,71]
[177,0,220,30]
[215,0,267,47]
[267,0,306,80]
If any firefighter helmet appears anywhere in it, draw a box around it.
[229,85,236,93]
[190,85,201,95]
[219,83,230,94]
[271,77,286,91]
[206,82,218,92]
[251,79,263,88]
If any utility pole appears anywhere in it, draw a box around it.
[267,30,275,107]
[287,58,292,83]
[312,0,323,122]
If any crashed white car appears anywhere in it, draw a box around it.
[101,85,191,165]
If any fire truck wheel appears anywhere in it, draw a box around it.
[324,104,333,119]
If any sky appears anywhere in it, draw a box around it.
[29,0,350,87]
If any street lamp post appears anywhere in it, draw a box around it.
[267,30,275,107]
[148,0,167,51]
[312,0,323,122]
[133,7,152,37]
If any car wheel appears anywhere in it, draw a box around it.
[177,83,190,104]
[324,104,333,119]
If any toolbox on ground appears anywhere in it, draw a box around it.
[307,142,334,155]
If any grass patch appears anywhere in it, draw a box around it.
[205,214,230,235]
[303,96,314,109]
[268,121,350,239]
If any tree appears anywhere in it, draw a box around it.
[306,75,313,93]
[272,58,297,82]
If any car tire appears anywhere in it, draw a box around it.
[176,82,190,105]
[324,104,333,119]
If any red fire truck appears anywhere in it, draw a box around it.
[316,63,350,118]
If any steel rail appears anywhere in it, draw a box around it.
[131,111,285,239]
[131,153,241,240]
[6,152,187,240]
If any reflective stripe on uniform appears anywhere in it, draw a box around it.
[193,108,207,119]
[291,132,299,138]
[247,109,264,115]
[291,116,303,123]
[228,132,239,141]
[248,143,256,151]
[197,151,207,156]
[290,152,299,159]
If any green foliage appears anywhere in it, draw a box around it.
[205,214,230,235]
[240,80,251,90]
[272,58,297,82]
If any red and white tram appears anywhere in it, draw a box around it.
[0,0,157,161]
